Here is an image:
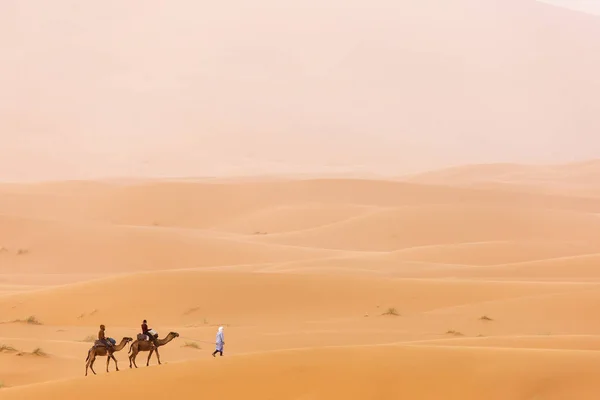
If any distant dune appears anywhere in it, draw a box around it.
[402,159,600,195]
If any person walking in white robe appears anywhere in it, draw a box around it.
[212,326,224,357]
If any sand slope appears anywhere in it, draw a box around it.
[3,345,600,399]
[2,166,600,395]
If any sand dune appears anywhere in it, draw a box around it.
[210,203,376,235]
[3,345,600,399]
[259,203,600,251]
[415,253,600,281]
[0,270,572,327]
[389,241,600,266]
[3,178,600,226]
[403,160,600,195]
[0,213,335,275]
[2,169,600,394]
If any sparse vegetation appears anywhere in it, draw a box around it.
[0,344,17,353]
[183,342,201,350]
[13,316,42,325]
[446,330,464,336]
[25,316,41,325]
[31,348,47,357]
[382,307,400,316]
[479,315,493,321]
[82,335,95,343]
[16,248,29,255]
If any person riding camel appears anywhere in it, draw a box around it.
[141,319,157,343]
[98,324,114,353]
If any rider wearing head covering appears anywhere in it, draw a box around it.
[98,324,114,352]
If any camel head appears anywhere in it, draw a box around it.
[169,332,179,338]
[123,337,134,343]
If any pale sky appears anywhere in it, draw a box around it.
[539,0,600,15]
[1,0,600,181]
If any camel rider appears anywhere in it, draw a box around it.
[142,320,151,340]
[98,324,114,352]
[141,320,157,343]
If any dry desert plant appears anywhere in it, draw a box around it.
[183,342,201,350]
[0,344,17,353]
[31,348,47,357]
[382,307,400,316]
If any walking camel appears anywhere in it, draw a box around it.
[128,331,179,368]
[85,337,133,376]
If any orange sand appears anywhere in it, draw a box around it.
[1,160,600,398]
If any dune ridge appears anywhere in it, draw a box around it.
[1,163,600,397]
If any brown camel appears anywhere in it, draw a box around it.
[128,331,179,368]
[85,337,133,376]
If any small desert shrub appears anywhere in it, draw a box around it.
[31,348,47,357]
[183,342,201,350]
[0,344,17,353]
[13,316,42,325]
[446,330,464,336]
[479,315,493,321]
[382,307,400,316]
[82,336,95,343]
[25,316,41,325]
[17,249,29,255]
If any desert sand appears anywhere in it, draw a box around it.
[2,0,600,398]
[1,159,600,399]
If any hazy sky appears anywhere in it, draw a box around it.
[1,0,600,181]
[539,0,600,15]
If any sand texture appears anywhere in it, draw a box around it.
[1,161,600,398]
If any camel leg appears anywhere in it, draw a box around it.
[147,348,154,366]
[155,347,162,365]
[90,356,97,375]
[111,354,119,371]
[85,351,91,376]
[106,354,111,372]
[130,351,138,368]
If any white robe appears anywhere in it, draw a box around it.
[215,331,224,351]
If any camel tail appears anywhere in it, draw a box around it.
[85,350,90,362]
[128,342,133,353]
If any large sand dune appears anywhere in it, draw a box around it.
[1,164,600,398]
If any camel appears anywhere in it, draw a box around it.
[85,337,133,376]
[128,331,179,368]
